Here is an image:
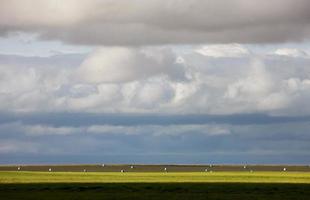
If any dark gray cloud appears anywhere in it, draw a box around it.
[0,53,85,67]
[0,113,310,164]
[1,0,310,45]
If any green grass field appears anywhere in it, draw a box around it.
[1,171,310,199]
[1,171,310,183]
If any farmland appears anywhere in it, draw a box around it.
[1,164,310,173]
[1,165,310,200]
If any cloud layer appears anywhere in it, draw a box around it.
[1,45,310,115]
[0,43,310,164]
[1,0,310,45]
[1,115,310,164]
[1,1,310,164]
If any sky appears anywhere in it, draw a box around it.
[0,0,310,164]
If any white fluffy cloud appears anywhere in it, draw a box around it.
[273,48,309,58]
[1,0,310,45]
[1,45,310,115]
[87,124,231,136]
[196,44,250,58]
[224,60,275,110]
[24,125,77,136]
[76,47,186,83]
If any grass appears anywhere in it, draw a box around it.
[1,171,310,199]
[1,171,310,183]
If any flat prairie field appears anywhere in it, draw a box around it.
[1,171,310,183]
[1,171,310,200]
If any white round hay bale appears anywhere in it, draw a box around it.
[243,165,247,169]
[121,169,124,173]
[48,168,52,172]
[131,166,134,169]
[205,169,208,172]
[283,168,286,171]
[102,164,105,167]
[17,167,20,171]
[83,169,87,172]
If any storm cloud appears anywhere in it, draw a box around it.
[1,0,310,45]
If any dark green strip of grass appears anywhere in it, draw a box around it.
[1,183,310,200]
